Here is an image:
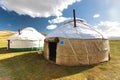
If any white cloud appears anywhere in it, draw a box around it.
[95,21,120,37]
[93,14,100,18]
[48,17,71,24]
[0,0,81,18]
[46,25,57,30]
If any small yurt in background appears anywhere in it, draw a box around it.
[8,27,45,51]
[44,18,110,66]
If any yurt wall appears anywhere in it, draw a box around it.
[44,37,110,66]
[9,40,42,51]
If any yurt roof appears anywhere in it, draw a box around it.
[9,27,45,40]
[46,19,108,39]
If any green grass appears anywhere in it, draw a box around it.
[0,33,120,80]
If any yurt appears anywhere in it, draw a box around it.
[8,27,45,51]
[44,18,110,66]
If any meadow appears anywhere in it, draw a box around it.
[0,31,120,80]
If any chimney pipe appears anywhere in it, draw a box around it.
[18,29,21,35]
[73,9,76,27]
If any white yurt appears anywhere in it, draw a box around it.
[44,19,110,66]
[8,27,45,51]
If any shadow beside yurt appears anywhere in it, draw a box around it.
[44,18,110,66]
[8,27,45,51]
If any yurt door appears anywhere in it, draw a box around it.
[8,40,10,50]
[49,42,57,62]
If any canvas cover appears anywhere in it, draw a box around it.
[44,38,110,66]
[46,19,108,39]
[9,27,45,40]
[44,19,110,66]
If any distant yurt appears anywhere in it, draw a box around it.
[44,18,110,66]
[8,27,45,51]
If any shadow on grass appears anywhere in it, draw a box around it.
[0,52,94,80]
[0,47,34,54]
[0,47,12,54]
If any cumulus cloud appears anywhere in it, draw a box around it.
[93,14,100,18]
[95,21,120,37]
[47,16,72,30]
[48,17,71,24]
[46,25,57,30]
[0,0,81,18]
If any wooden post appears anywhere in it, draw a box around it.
[73,9,76,27]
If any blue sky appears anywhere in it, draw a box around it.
[0,0,120,36]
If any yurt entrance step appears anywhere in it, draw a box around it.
[49,42,57,62]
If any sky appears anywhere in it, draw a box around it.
[0,0,120,37]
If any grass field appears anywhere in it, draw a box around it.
[0,32,120,80]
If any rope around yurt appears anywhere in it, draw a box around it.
[85,24,104,39]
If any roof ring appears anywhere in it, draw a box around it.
[64,19,86,25]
